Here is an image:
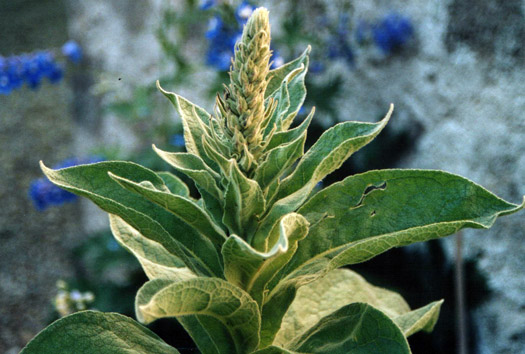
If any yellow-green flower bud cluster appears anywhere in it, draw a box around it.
[215,8,275,175]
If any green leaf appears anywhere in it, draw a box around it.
[221,213,309,304]
[278,105,393,200]
[287,303,411,354]
[275,268,434,346]
[252,107,392,248]
[265,62,307,135]
[259,283,297,348]
[222,162,265,238]
[41,161,222,277]
[136,277,261,353]
[157,171,190,197]
[153,147,222,200]
[109,214,195,281]
[109,172,227,245]
[265,107,314,152]
[157,81,219,171]
[394,300,444,337]
[21,311,178,354]
[252,346,301,354]
[281,169,525,281]
[281,62,308,131]
[255,125,307,191]
[266,46,310,99]
[135,279,235,354]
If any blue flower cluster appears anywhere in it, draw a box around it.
[199,0,216,11]
[327,14,354,66]
[170,133,186,148]
[203,1,284,71]
[0,40,82,95]
[29,156,103,211]
[357,13,414,55]
[61,40,83,64]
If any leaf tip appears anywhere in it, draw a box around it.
[39,160,53,176]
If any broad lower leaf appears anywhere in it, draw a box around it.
[259,282,298,348]
[288,303,411,354]
[222,213,309,304]
[41,161,222,277]
[252,107,392,248]
[109,172,227,246]
[252,346,301,354]
[280,169,525,281]
[394,300,444,337]
[275,269,440,346]
[109,215,195,281]
[136,277,261,353]
[136,279,236,354]
[21,311,178,354]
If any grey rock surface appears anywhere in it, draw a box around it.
[344,1,524,353]
[0,0,81,351]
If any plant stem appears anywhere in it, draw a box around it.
[455,231,468,354]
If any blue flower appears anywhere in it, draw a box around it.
[270,51,284,69]
[204,2,257,71]
[325,13,354,66]
[170,134,186,147]
[29,178,76,211]
[0,47,70,94]
[29,156,104,211]
[61,40,83,64]
[205,16,241,71]
[309,61,325,74]
[372,13,414,54]
[355,20,370,44]
[199,0,216,10]
[6,56,24,90]
[235,2,255,25]
[0,57,12,95]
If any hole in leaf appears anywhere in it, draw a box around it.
[352,182,388,209]
[370,210,376,217]
[363,181,387,195]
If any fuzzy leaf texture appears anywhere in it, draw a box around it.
[30,6,524,354]
[21,311,179,354]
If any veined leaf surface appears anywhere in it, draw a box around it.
[275,268,441,346]
[41,161,222,277]
[21,311,178,354]
[287,303,410,354]
[222,213,309,304]
[109,172,227,245]
[280,169,524,280]
[109,215,195,281]
[136,277,261,353]
[252,107,392,248]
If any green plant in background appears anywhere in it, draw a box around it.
[23,8,523,354]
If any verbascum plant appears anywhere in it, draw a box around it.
[23,8,523,354]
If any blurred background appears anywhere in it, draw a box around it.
[0,0,523,353]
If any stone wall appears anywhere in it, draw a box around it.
[345,1,524,353]
[0,0,81,352]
